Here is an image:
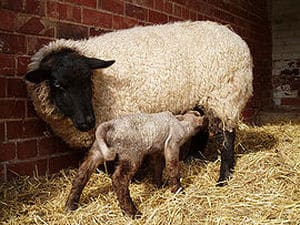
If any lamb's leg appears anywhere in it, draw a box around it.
[151,153,164,188]
[112,158,142,217]
[65,145,104,211]
[164,146,182,193]
[217,129,235,186]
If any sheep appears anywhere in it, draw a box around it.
[65,111,207,216]
[24,20,253,184]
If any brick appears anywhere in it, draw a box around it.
[125,3,148,21]
[1,0,23,12]
[89,27,111,36]
[189,10,197,21]
[17,17,43,34]
[49,152,84,173]
[7,119,48,140]
[171,0,186,6]
[148,10,168,24]
[7,78,27,98]
[100,0,124,15]
[0,142,16,162]
[83,8,112,28]
[17,140,38,159]
[130,0,154,8]
[281,98,300,106]
[65,0,96,8]
[1,0,44,15]
[168,15,181,22]
[181,7,189,19]
[38,137,60,156]
[154,0,163,10]
[24,0,45,15]
[17,56,31,76]
[0,122,4,141]
[0,99,25,119]
[47,1,81,23]
[112,15,138,30]
[0,33,26,54]
[7,159,47,178]
[173,4,181,17]
[0,9,16,31]
[57,22,88,40]
[27,36,53,55]
[16,15,55,37]
[0,53,15,75]
[0,77,6,97]
[163,1,172,14]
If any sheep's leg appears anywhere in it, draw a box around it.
[151,153,164,188]
[65,145,104,211]
[217,129,235,186]
[164,146,182,193]
[112,159,142,217]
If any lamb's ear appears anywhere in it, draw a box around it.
[24,69,51,84]
[86,58,115,69]
[175,115,184,121]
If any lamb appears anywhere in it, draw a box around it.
[24,20,253,184]
[65,111,207,216]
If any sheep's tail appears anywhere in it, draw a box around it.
[95,122,116,161]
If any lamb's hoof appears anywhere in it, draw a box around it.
[171,185,184,194]
[124,208,142,219]
[133,210,142,219]
[65,202,79,212]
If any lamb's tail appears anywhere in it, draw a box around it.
[95,122,116,161]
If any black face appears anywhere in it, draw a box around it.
[25,48,115,132]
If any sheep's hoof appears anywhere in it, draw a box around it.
[216,173,232,187]
[216,180,228,187]
[154,179,163,189]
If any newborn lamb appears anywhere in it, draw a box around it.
[66,111,207,216]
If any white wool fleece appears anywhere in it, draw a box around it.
[27,21,253,148]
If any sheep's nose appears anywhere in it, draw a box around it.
[77,122,90,132]
[86,115,95,127]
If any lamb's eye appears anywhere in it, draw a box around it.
[53,80,61,88]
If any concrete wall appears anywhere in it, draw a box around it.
[271,0,300,109]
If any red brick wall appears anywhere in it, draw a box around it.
[0,0,271,181]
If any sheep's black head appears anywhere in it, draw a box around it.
[25,48,115,132]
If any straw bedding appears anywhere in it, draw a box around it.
[1,113,299,225]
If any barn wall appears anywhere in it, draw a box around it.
[0,0,271,181]
[270,0,300,110]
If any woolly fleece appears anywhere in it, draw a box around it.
[26,21,253,148]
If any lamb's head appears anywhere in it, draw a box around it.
[25,48,115,132]
[176,110,208,136]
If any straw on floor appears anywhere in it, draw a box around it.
[1,113,299,225]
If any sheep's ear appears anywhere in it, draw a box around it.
[24,69,51,84]
[86,58,115,69]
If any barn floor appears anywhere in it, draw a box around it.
[0,112,299,225]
